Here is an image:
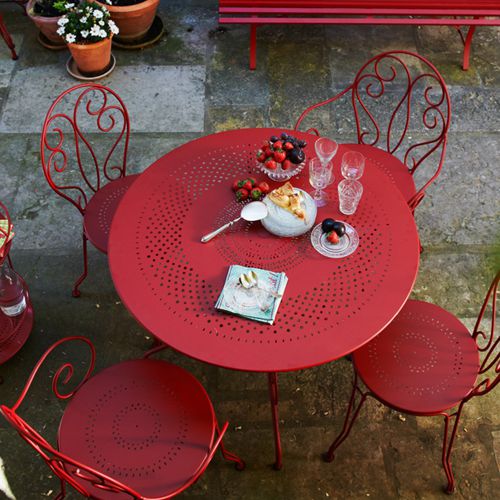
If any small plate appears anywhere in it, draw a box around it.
[310,222,359,258]
[224,280,272,313]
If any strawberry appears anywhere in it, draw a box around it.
[257,181,270,194]
[256,149,267,163]
[247,177,258,187]
[264,158,278,170]
[262,140,271,149]
[232,180,240,191]
[240,180,252,191]
[250,188,263,200]
[327,231,340,245]
[235,188,249,202]
[273,149,286,163]
[273,140,283,150]
[281,159,292,170]
[284,141,294,151]
[263,145,272,157]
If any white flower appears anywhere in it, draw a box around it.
[64,2,74,8]
[99,29,107,38]
[104,0,112,4]
[99,20,104,26]
[93,9,103,19]
[81,30,89,38]
[65,33,76,43]
[108,20,119,34]
[80,16,88,23]
[56,26,65,35]
[57,17,69,26]
[90,24,100,36]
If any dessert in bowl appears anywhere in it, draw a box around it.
[261,182,317,237]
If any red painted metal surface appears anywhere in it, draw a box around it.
[296,51,450,213]
[109,128,420,373]
[1,336,244,499]
[0,13,17,60]
[0,201,33,364]
[40,84,134,297]
[219,1,500,70]
[325,273,499,493]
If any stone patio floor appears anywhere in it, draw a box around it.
[0,1,499,498]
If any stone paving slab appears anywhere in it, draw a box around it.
[0,65,206,134]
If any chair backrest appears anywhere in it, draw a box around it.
[40,84,131,215]
[468,272,499,399]
[295,50,451,207]
[0,336,141,499]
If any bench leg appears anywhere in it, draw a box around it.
[0,15,18,61]
[249,24,257,70]
[462,25,476,71]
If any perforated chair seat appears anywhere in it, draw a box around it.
[83,175,139,253]
[353,300,480,415]
[58,359,216,499]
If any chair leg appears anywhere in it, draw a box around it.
[216,421,246,471]
[441,405,464,494]
[55,479,66,499]
[462,25,476,71]
[72,233,88,298]
[324,371,368,462]
[0,15,18,61]
[249,24,257,70]
[268,372,283,470]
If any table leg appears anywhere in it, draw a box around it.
[267,372,282,470]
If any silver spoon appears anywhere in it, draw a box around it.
[201,201,268,243]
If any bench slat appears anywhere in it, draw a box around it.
[220,17,500,25]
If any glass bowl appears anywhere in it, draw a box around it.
[257,160,305,182]
[310,222,359,258]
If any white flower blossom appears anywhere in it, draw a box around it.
[65,33,76,43]
[108,20,119,35]
[99,20,104,26]
[56,26,65,36]
[64,3,74,8]
[80,16,88,23]
[104,0,112,4]
[57,17,69,26]
[99,29,107,38]
[81,30,89,38]
[93,9,103,19]
[90,24,101,37]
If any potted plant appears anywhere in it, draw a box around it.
[93,0,160,41]
[26,0,78,46]
[57,1,119,75]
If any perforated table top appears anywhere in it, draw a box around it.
[109,129,420,373]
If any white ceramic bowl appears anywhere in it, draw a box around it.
[261,188,317,237]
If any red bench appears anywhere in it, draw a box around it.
[219,0,500,70]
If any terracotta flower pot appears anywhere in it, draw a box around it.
[68,36,113,75]
[26,0,65,45]
[95,0,159,41]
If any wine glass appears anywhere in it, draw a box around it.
[309,158,332,207]
[315,137,338,186]
[341,151,365,180]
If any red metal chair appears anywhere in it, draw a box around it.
[324,272,499,494]
[1,337,245,499]
[295,50,451,213]
[41,84,139,297]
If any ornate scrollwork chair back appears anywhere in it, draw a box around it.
[40,84,130,215]
[295,50,451,212]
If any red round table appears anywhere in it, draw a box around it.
[109,128,420,468]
